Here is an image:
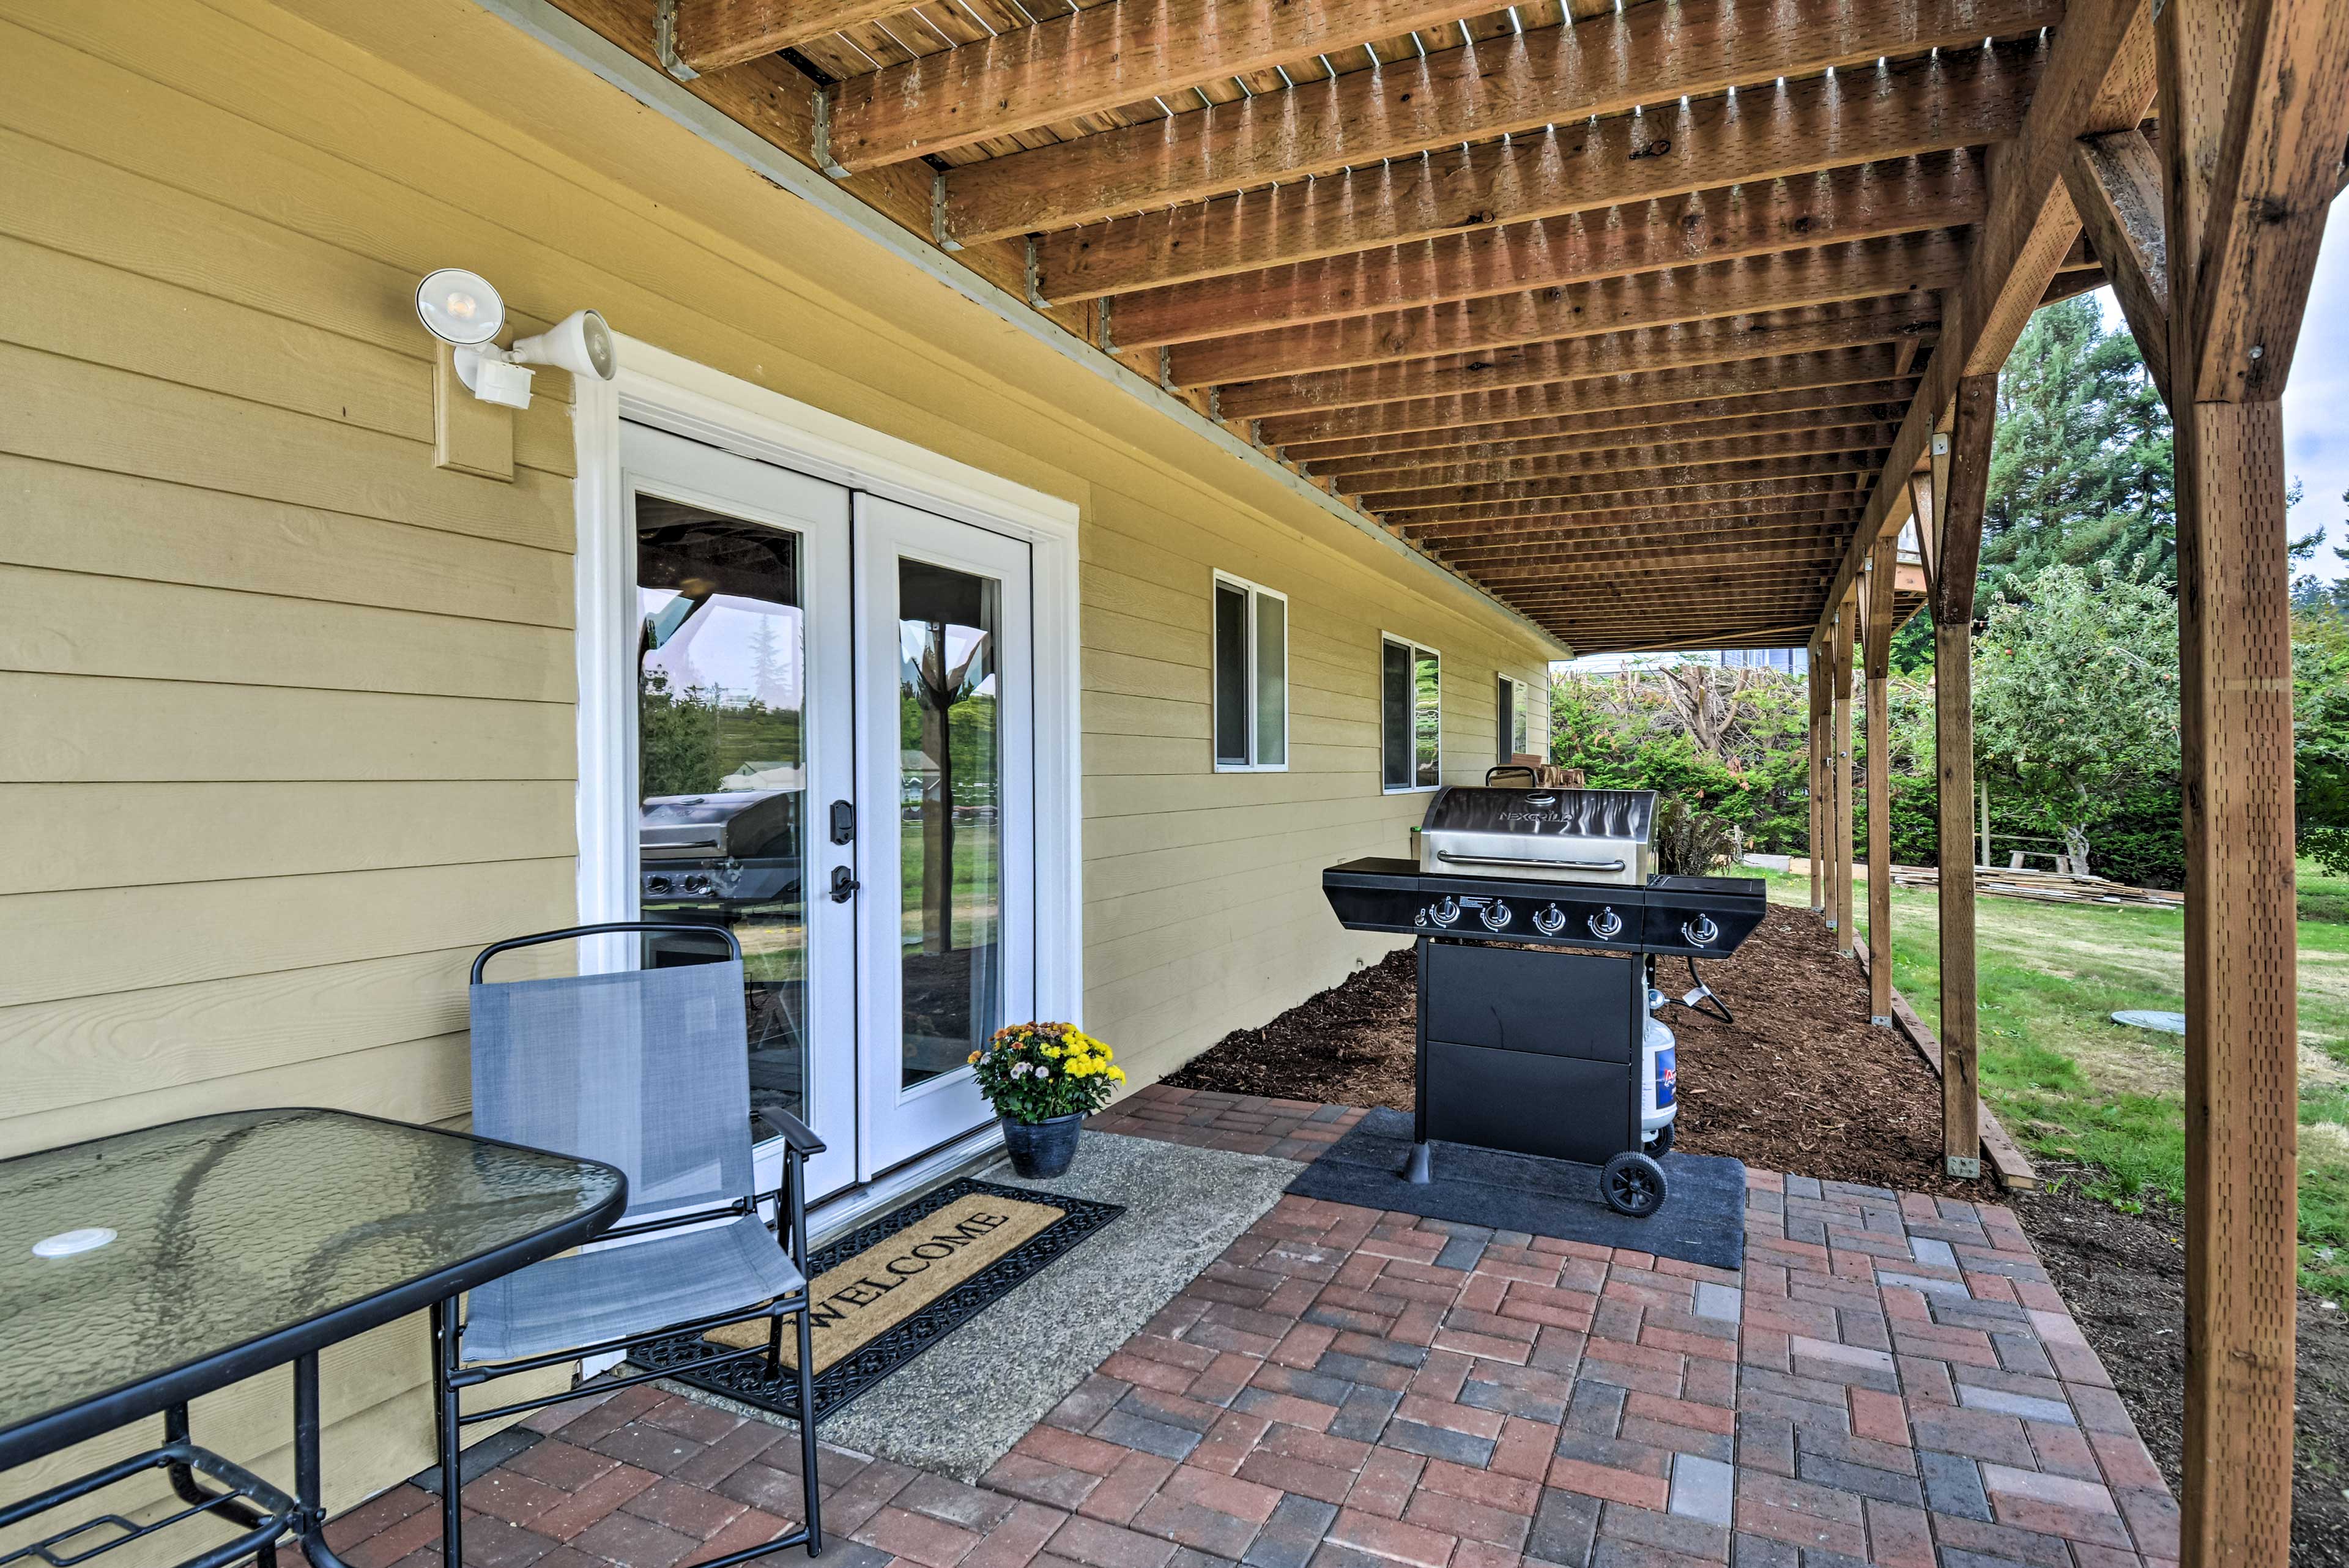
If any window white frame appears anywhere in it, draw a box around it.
[1380,633,1442,793]
[1498,674,1534,762]
[1211,571,1290,773]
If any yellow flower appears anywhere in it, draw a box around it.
[1109,1067,1127,1082]
[967,1050,980,1065]
[1040,1044,1061,1058]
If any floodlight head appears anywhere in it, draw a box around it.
[415,269,505,347]
[511,309,618,382]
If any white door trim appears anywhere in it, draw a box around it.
[567,334,1086,1095]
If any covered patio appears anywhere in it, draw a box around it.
[327,1088,2177,1568]
[2,0,2337,1559]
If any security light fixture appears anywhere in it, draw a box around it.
[415,270,617,411]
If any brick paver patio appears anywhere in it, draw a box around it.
[330,1085,2178,1568]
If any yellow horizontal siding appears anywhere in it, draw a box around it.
[0,0,1557,1537]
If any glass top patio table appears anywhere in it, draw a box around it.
[0,1107,628,1470]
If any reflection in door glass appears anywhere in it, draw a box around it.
[897,559,1002,1090]
[635,494,809,1132]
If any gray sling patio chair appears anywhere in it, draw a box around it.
[437,921,825,1567]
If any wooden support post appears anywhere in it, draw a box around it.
[1808,642,1827,913]
[1864,535,1897,1025]
[1831,592,1857,956]
[2155,0,2345,1553]
[1933,374,1996,1180]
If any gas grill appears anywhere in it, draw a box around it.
[1322,785,1765,1216]
[639,790,801,905]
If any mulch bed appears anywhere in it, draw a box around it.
[1165,901,1980,1196]
[2016,1168,2349,1566]
[1163,903,2349,1559]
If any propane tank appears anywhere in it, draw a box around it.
[1641,987,1678,1151]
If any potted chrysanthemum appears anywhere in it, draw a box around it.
[968,1022,1126,1178]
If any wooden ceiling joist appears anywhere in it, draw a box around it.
[1260,343,1911,445]
[820,0,1499,172]
[1107,152,1992,349]
[1419,511,1849,551]
[1277,379,1917,463]
[666,0,908,74]
[1326,426,1896,493]
[1167,229,1972,387]
[1220,297,1937,420]
[943,0,2060,243]
[1399,494,1861,534]
[1036,38,2044,302]
[1362,458,1872,512]
[1446,538,1848,573]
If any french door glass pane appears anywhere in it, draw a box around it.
[1382,641,1412,788]
[1254,593,1286,767]
[634,494,809,1129]
[899,559,1003,1090]
[1214,582,1250,765]
[1414,648,1441,787]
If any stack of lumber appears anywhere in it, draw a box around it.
[1887,864,2184,908]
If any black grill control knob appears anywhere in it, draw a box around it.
[1588,906,1624,940]
[1479,901,1512,932]
[1682,914,1721,947]
[1430,896,1461,927]
[1533,903,1567,936]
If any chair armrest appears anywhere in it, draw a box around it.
[762,1107,827,1157]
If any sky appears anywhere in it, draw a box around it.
[2098,196,2349,582]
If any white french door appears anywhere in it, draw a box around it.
[853,494,1036,1176]
[619,425,1036,1197]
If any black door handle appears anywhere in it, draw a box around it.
[828,865,859,903]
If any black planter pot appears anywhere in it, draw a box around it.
[1000,1112,1084,1179]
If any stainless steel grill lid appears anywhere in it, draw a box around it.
[1416,786,1657,887]
[640,790,798,861]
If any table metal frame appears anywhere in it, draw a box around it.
[0,1111,627,1568]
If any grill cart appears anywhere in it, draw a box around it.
[1323,786,1765,1216]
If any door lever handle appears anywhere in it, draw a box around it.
[828,865,859,903]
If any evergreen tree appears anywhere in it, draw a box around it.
[1980,295,2175,592]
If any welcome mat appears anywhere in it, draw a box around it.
[1286,1107,1746,1271]
[631,1177,1122,1424]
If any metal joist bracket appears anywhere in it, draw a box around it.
[931,172,961,251]
[653,0,699,81]
[1946,1155,1983,1180]
[810,87,851,178]
[1025,238,1053,311]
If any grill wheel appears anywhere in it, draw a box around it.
[1601,1150,1668,1217]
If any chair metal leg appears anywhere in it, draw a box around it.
[431,1298,464,1568]
[766,1307,785,1377]
[795,1304,820,1557]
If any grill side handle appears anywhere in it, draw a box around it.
[1431,850,1628,873]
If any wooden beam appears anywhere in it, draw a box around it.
[1036,40,2045,301]
[1812,0,2158,642]
[2062,128,2173,399]
[1863,533,1898,1024]
[1111,154,1991,349]
[669,0,908,72]
[1907,466,1941,604]
[1331,428,1895,494]
[821,0,1493,171]
[1934,373,1995,1182]
[1316,418,1901,482]
[1360,456,1873,513]
[2165,0,2349,404]
[1831,589,1857,953]
[1168,231,1973,387]
[1810,638,1828,912]
[1280,381,1918,464]
[946,0,2063,244]
[2159,0,2347,1555]
[1259,345,1910,445]
[1220,297,1939,420]
[1400,494,1859,535]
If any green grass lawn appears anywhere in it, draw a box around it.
[1754,863,2349,1302]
